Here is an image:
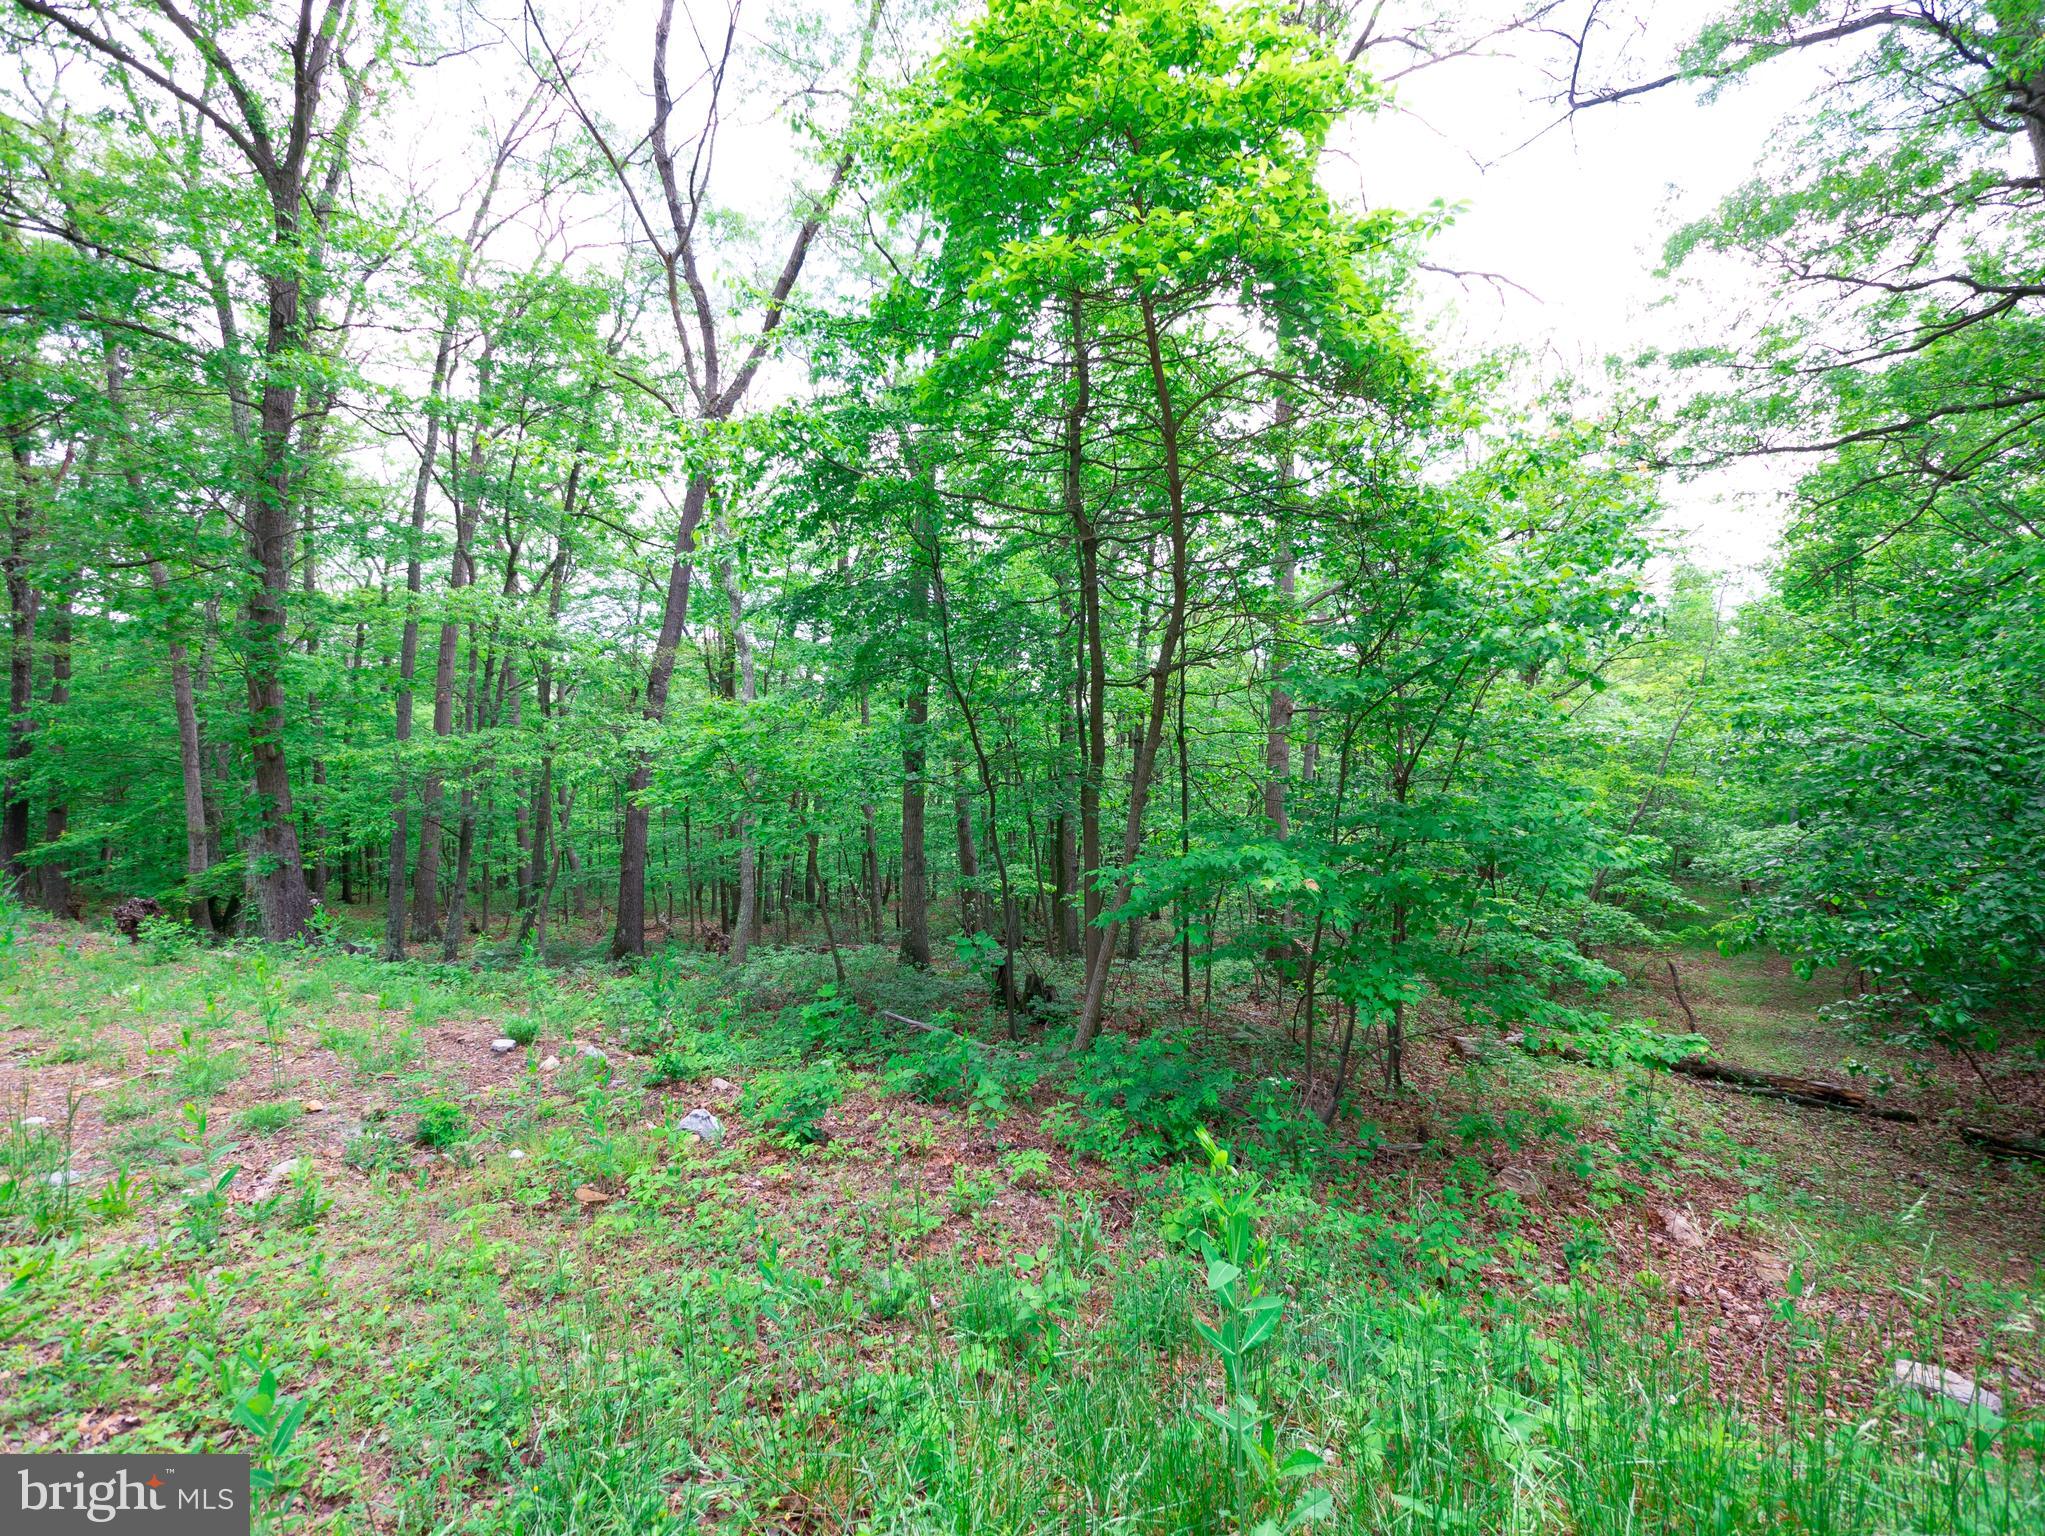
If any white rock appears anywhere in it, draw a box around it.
[489,1038,518,1054]
[711,1078,734,1093]
[251,1158,304,1199]
[1659,1208,1707,1249]
[1893,1359,2002,1415]
[677,1109,723,1145]
[46,1170,81,1188]
[1497,1165,1546,1204]
[576,1043,609,1063]
[22,1115,49,1129]
[540,1056,560,1071]
[507,1149,526,1161]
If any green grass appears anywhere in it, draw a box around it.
[0,923,2038,1533]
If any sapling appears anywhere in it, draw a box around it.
[1186,1128,1330,1536]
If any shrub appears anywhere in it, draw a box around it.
[644,1044,703,1087]
[504,1014,541,1048]
[739,1059,844,1147]
[413,1098,468,1149]
[1046,1028,1232,1164]
[236,1101,301,1135]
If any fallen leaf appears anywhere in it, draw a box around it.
[575,1184,612,1206]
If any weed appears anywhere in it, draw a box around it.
[236,1101,302,1135]
[414,1098,469,1149]
[1182,1129,1328,1534]
[176,1103,236,1252]
[740,1059,844,1147]
[166,1021,241,1099]
[504,1013,541,1048]
[645,1043,702,1086]
[1002,1146,1052,1191]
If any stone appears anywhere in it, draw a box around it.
[22,1116,49,1129]
[1497,1165,1546,1204]
[507,1149,526,1161]
[575,1043,608,1064]
[678,1109,723,1145]
[252,1158,304,1199]
[1659,1208,1707,1250]
[540,1056,560,1071]
[574,1184,611,1206]
[1893,1359,2002,1415]
[710,1077,735,1093]
[46,1169,82,1188]
[490,1038,518,1055]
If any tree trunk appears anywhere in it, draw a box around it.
[717,508,759,965]
[34,595,70,914]
[1,440,38,884]
[1063,295,1107,983]
[244,264,317,943]
[614,474,710,958]
[1074,296,1192,1050]
[953,758,980,935]
[1264,390,1296,838]
[898,513,933,968]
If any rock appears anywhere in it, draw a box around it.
[507,1149,526,1161]
[46,1169,82,1188]
[540,1056,560,1071]
[1497,1165,1546,1204]
[574,1184,611,1206]
[678,1109,723,1145]
[252,1158,303,1199]
[1659,1208,1707,1250]
[575,1043,608,1064]
[489,1038,518,1055]
[711,1078,734,1093]
[1893,1359,2002,1415]
[22,1115,48,1129]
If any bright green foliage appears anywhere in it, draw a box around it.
[739,1059,846,1147]
[1644,1,2045,1054]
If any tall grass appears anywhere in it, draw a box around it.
[365,1250,2037,1536]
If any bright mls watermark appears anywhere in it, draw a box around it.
[1,1455,249,1534]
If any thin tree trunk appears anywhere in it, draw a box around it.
[1,437,38,883]
[1064,295,1107,983]
[953,758,980,935]
[1074,296,1193,1050]
[898,504,933,968]
[717,508,759,965]
[34,596,70,914]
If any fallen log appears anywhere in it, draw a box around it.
[880,1010,1007,1055]
[1512,1035,2045,1163]
[1958,1125,2045,1163]
[1666,1055,1920,1122]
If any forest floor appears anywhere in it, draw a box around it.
[1,902,2039,1533]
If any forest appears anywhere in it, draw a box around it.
[0,0,2040,1531]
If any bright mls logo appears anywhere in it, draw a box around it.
[1,1455,249,1534]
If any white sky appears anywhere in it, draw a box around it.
[1341,3,1830,584]
[390,0,1836,585]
